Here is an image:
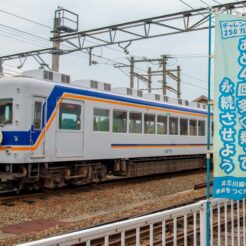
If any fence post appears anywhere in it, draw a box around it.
[200,201,207,245]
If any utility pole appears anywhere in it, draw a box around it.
[177,65,181,99]
[162,55,167,95]
[147,67,152,93]
[115,55,181,98]
[130,57,134,88]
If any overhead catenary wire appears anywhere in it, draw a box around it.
[177,0,216,24]
[200,0,211,7]
[0,29,147,77]
[4,63,23,69]
[212,0,222,4]
[0,6,219,92]
[0,31,50,49]
[0,22,149,75]
[3,68,20,75]
[0,8,129,56]
[173,54,208,58]
[117,68,130,77]
[0,24,211,91]
[0,8,125,55]
[209,0,242,15]
[177,0,196,10]
[3,72,17,76]
[0,9,51,29]
[4,68,20,74]
[0,23,49,42]
[181,72,208,84]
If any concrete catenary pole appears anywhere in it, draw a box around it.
[162,55,167,95]
[177,65,181,98]
[52,12,61,72]
[130,57,134,88]
[147,67,152,93]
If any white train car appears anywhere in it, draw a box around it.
[0,69,212,190]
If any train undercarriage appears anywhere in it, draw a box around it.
[0,155,206,191]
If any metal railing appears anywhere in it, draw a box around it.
[18,198,246,246]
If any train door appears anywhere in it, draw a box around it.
[30,96,46,158]
[56,99,84,158]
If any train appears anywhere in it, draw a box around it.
[0,69,212,191]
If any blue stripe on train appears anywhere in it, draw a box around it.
[111,144,206,147]
[2,84,211,147]
[2,129,40,146]
[53,85,209,116]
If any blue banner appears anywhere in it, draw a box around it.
[213,14,246,200]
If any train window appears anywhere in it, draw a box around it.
[169,117,178,135]
[33,101,42,130]
[0,98,13,125]
[198,120,206,136]
[59,103,81,130]
[144,114,155,134]
[113,110,127,133]
[93,108,110,132]
[157,115,167,135]
[180,118,188,135]
[129,112,142,133]
[189,119,197,136]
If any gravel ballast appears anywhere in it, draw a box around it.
[0,171,208,245]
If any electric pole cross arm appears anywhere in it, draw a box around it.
[0,48,59,75]
[0,48,59,62]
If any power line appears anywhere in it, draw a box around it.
[0,13,134,69]
[3,72,16,76]
[0,8,125,55]
[200,0,211,7]
[173,54,208,58]
[0,28,148,78]
[0,23,149,75]
[0,26,209,90]
[177,0,196,9]
[117,68,130,77]
[181,79,207,90]
[0,9,51,29]
[4,67,20,74]
[212,0,222,4]
[181,72,207,84]
[177,0,216,24]
[4,63,23,69]
[0,23,50,42]
[0,31,50,49]
[0,7,218,92]
[0,29,50,48]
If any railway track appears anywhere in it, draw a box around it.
[0,170,208,203]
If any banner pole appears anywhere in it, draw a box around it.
[206,11,212,246]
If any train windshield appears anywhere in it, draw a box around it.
[0,99,13,126]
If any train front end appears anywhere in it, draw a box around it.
[0,77,31,191]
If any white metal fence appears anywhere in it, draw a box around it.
[18,198,246,246]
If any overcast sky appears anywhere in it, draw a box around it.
[0,0,244,100]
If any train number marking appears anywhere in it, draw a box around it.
[164,148,172,153]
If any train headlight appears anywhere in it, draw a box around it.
[0,130,3,145]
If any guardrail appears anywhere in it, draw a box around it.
[18,198,246,246]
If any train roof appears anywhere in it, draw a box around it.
[0,69,210,113]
